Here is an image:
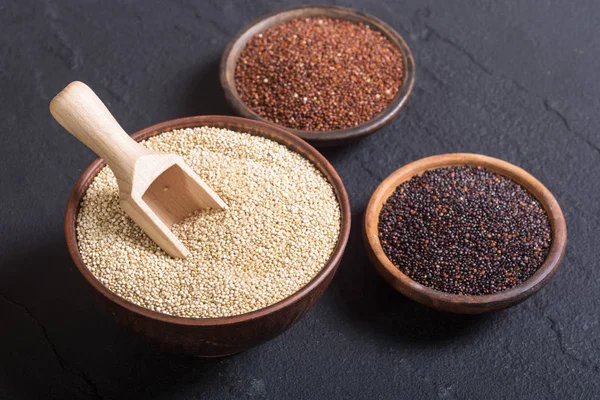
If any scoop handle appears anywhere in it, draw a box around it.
[49,81,149,179]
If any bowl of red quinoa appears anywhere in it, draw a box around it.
[220,5,415,146]
[363,153,567,314]
[64,115,351,357]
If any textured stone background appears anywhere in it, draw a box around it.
[1,1,599,399]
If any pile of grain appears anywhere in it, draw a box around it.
[76,127,341,318]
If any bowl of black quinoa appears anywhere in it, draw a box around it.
[220,5,415,146]
[363,153,567,314]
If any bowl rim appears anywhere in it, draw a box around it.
[64,115,351,326]
[219,4,416,144]
[363,153,567,312]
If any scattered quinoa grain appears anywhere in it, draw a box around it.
[234,17,404,131]
[76,127,341,318]
[378,166,552,295]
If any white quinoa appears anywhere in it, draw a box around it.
[76,127,341,318]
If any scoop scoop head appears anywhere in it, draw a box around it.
[50,81,225,258]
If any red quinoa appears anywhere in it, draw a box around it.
[234,17,404,131]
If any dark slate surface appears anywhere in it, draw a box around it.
[1,1,598,399]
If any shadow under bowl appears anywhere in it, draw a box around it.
[65,115,351,357]
[220,5,415,146]
[363,153,567,314]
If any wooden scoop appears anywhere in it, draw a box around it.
[50,81,226,258]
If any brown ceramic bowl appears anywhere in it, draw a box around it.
[65,116,351,357]
[363,153,567,314]
[220,5,415,146]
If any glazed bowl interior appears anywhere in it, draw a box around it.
[220,5,416,146]
[363,153,567,314]
[65,116,351,328]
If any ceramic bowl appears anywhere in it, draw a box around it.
[65,115,351,356]
[363,153,567,314]
[220,5,415,146]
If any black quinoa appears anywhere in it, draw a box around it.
[378,166,552,295]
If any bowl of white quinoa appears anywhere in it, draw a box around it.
[65,116,350,357]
